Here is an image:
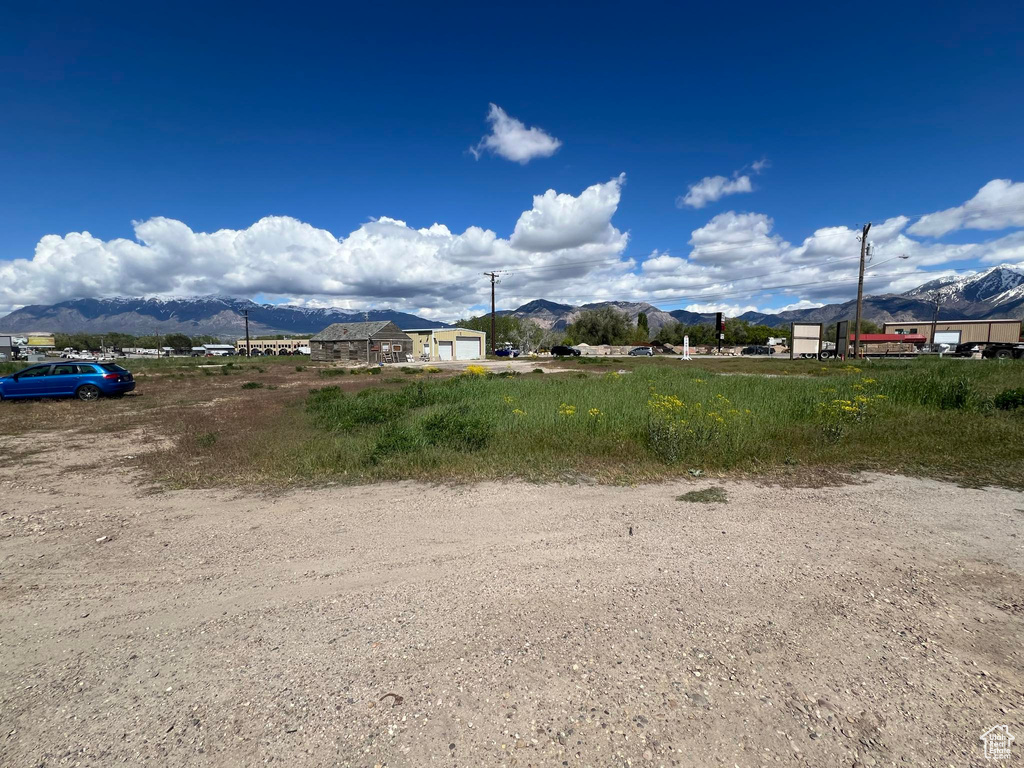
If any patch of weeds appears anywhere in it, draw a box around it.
[994,387,1024,411]
[307,387,406,429]
[533,368,544,374]
[419,406,491,451]
[400,366,420,375]
[196,432,218,448]
[368,367,381,375]
[220,365,232,375]
[366,427,419,464]
[202,368,214,376]
[241,381,264,389]
[295,365,306,372]
[676,487,728,503]
[423,366,441,373]
[320,367,347,377]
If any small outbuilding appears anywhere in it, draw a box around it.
[310,321,413,364]
[403,327,487,361]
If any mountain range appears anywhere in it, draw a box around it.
[1,266,1022,338]
[501,266,1024,334]
[0,296,445,338]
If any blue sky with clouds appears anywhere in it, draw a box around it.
[1,0,1023,319]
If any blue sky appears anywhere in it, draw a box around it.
[1,0,1023,319]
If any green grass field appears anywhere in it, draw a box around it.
[227,357,1024,488]
[6,355,1023,488]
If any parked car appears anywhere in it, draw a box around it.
[628,346,654,356]
[741,345,775,356]
[0,361,135,401]
[550,345,581,357]
[494,347,521,357]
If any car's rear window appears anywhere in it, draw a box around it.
[75,364,99,373]
[100,364,128,373]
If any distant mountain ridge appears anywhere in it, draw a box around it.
[502,265,1024,333]
[1,266,1022,338]
[0,296,445,338]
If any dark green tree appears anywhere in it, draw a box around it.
[454,314,534,351]
[566,307,632,345]
[164,333,193,352]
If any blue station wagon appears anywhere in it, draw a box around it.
[0,362,135,401]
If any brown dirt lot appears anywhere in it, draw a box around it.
[1,433,1021,767]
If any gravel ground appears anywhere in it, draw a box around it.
[1,438,1021,767]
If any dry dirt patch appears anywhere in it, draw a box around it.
[0,444,1021,767]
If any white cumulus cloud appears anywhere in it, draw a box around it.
[4,176,1024,320]
[510,174,626,252]
[908,179,1024,237]
[0,177,628,318]
[469,103,562,164]
[676,159,768,209]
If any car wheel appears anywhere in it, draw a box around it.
[76,384,101,401]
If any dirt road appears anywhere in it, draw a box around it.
[1,439,1021,767]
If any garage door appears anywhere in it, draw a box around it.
[438,341,453,360]
[455,336,482,360]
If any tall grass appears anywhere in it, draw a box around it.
[283,359,1024,486]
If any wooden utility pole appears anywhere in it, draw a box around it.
[243,309,251,358]
[484,272,498,355]
[930,293,942,345]
[852,223,871,359]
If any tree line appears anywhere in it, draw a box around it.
[53,332,223,352]
[456,306,814,350]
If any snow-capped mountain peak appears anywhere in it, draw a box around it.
[904,265,1024,304]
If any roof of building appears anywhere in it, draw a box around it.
[310,321,395,341]
[884,318,1022,325]
[403,326,485,334]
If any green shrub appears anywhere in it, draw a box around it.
[368,367,381,375]
[196,432,218,448]
[320,368,346,377]
[241,381,264,389]
[220,365,231,375]
[295,365,305,372]
[994,388,1024,411]
[419,407,491,451]
[367,427,419,463]
[533,368,544,374]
